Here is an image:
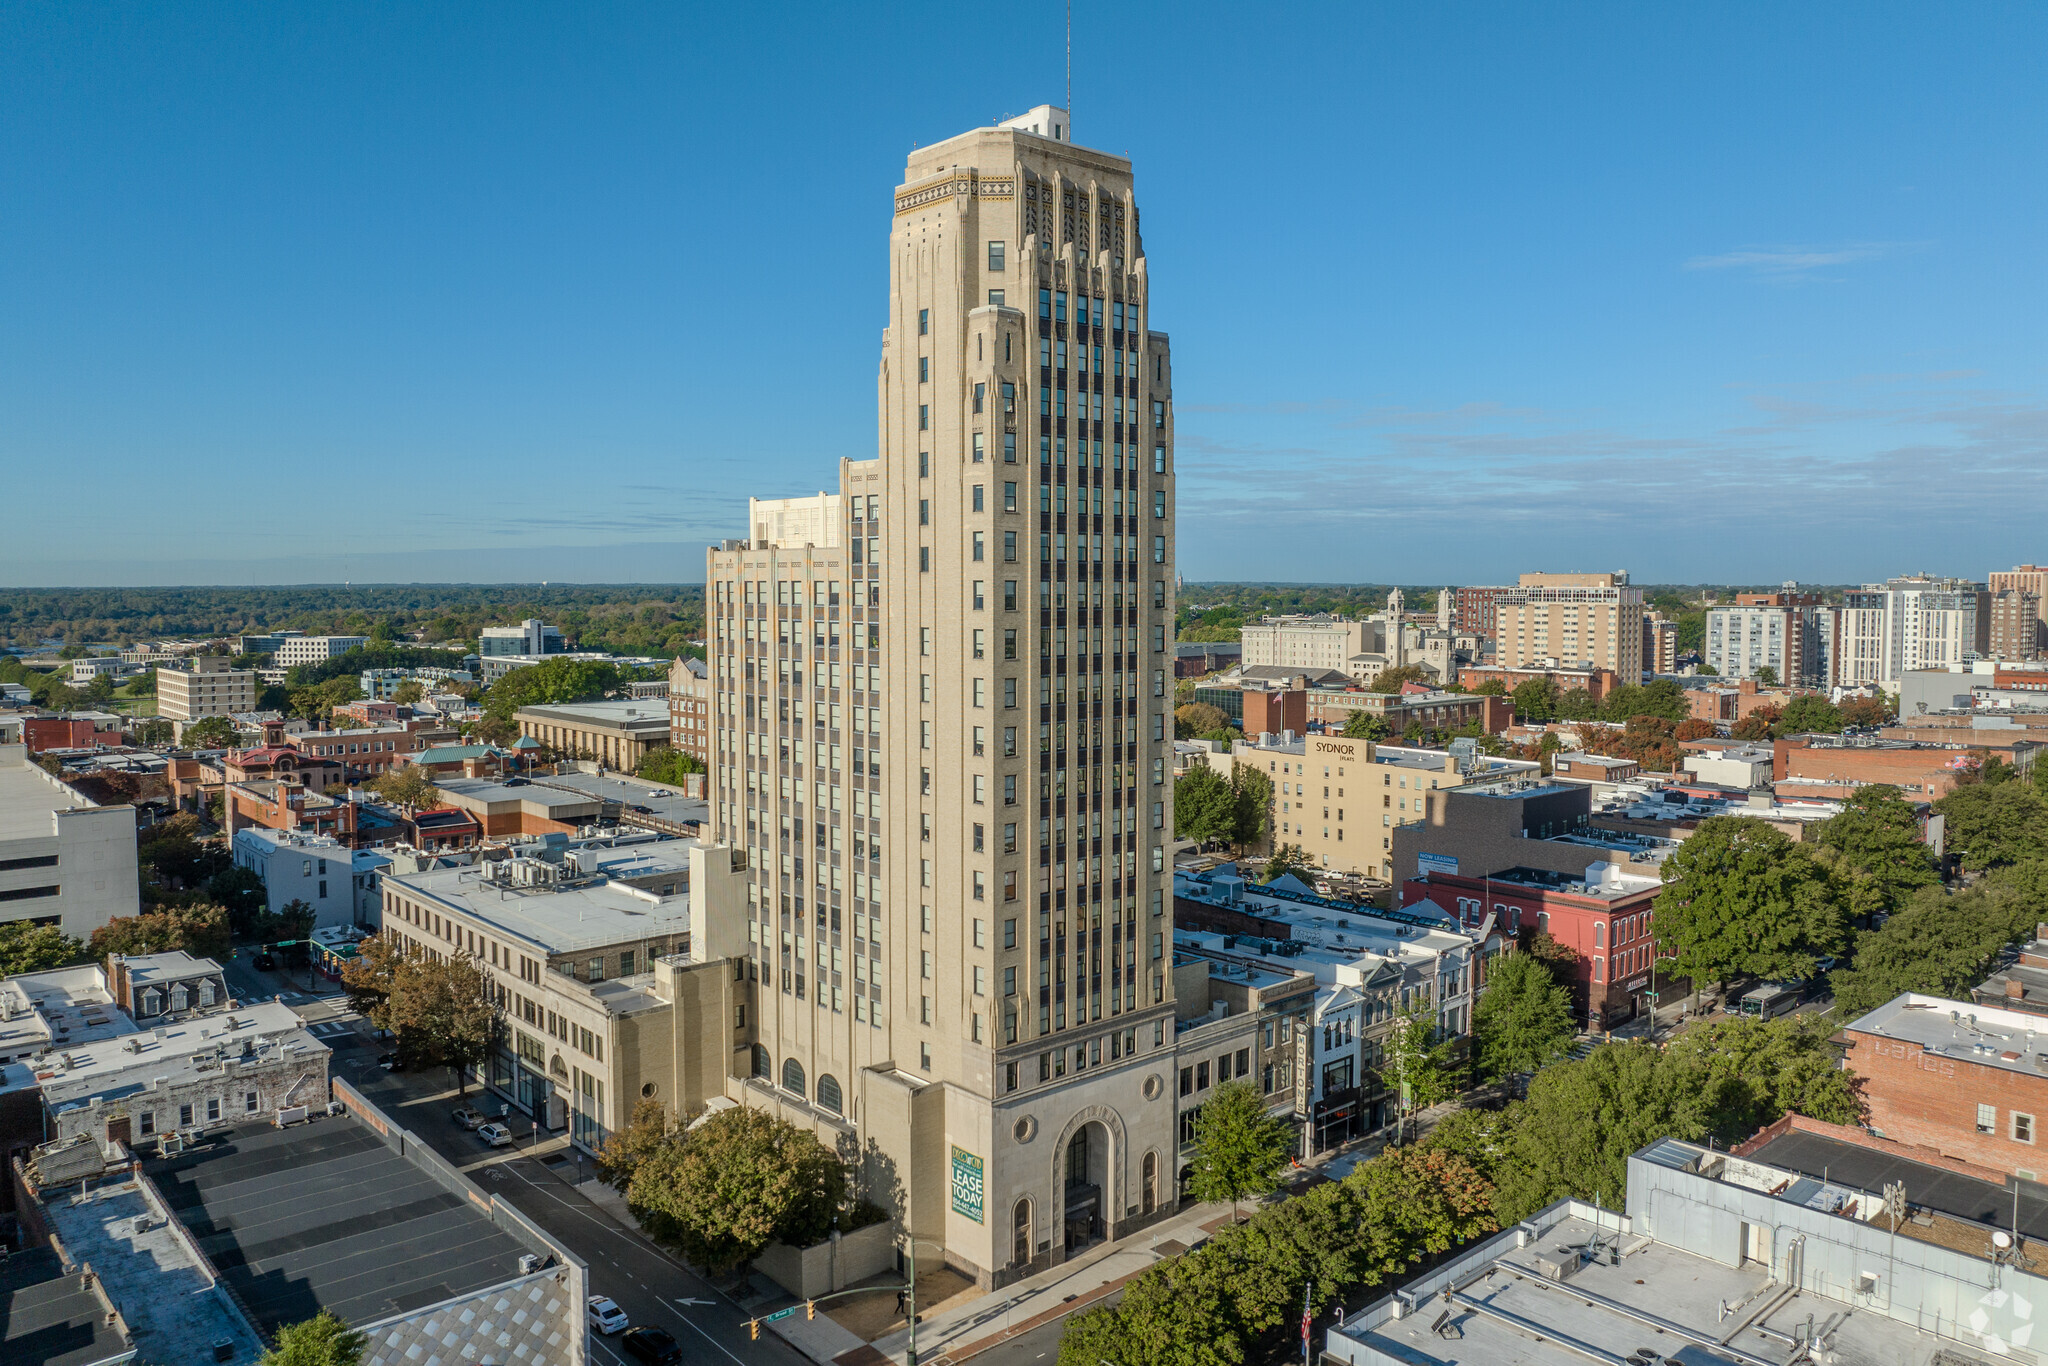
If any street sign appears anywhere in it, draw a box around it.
[763,1306,798,1323]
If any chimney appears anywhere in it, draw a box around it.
[2009,978,2026,1001]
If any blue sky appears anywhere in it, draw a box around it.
[3,3,2044,587]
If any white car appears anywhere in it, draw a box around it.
[587,1295,629,1335]
[476,1122,514,1148]
[649,790,671,798]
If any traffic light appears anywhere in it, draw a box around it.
[748,1320,760,1341]
[806,1301,816,1321]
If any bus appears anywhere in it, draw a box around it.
[1737,981,1804,1020]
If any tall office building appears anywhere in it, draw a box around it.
[705,106,1178,1287]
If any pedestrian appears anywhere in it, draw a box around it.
[896,1289,908,1317]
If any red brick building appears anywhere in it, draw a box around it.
[1456,663,1621,704]
[1242,686,1307,737]
[22,717,99,754]
[1840,993,2048,1183]
[1400,862,1668,1029]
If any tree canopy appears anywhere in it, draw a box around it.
[1777,694,1844,734]
[1175,702,1229,738]
[1261,843,1314,885]
[1186,1079,1294,1221]
[1340,708,1390,741]
[0,922,87,975]
[484,657,623,722]
[340,937,493,1087]
[368,766,441,811]
[1472,952,1579,1079]
[180,715,242,749]
[262,1311,366,1366]
[1173,765,1238,846]
[637,746,705,784]
[1812,784,1938,919]
[1934,781,2048,871]
[89,903,232,961]
[1828,882,2039,1020]
[1651,817,1849,988]
[612,1103,850,1274]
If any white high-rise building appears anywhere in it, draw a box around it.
[1828,576,1988,690]
[704,106,1179,1286]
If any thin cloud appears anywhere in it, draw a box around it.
[1682,242,1922,281]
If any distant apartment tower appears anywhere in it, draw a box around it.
[1237,614,1369,673]
[666,656,711,765]
[157,655,257,723]
[1989,565,2048,659]
[479,619,567,658]
[1491,572,1644,680]
[1703,590,1826,684]
[704,107,1178,1287]
[1642,614,1679,674]
[1990,588,2044,661]
[1453,585,1508,640]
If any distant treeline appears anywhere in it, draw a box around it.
[0,584,706,661]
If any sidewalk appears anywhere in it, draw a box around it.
[862,1201,1241,1366]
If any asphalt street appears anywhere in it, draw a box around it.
[221,949,815,1366]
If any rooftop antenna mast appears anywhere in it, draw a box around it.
[1065,0,1072,129]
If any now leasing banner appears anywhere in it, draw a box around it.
[951,1145,985,1223]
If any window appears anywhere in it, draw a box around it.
[816,1073,843,1114]
[973,382,985,413]
[920,450,930,477]
[2019,1113,2037,1144]
[973,532,985,561]
[139,1110,156,1136]
[1004,530,1017,561]
[1004,481,1017,512]
[180,1103,194,1127]
[918,307,929,335]
[989,240,1006,271]
[245,1090,259,1113]
[972,484,985,513]
[919,404,929,431]
[752,1044,772,1078]
[919,356,930,383]
[782,1057,807,1097]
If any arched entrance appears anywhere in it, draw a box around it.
[1064,1122,1108,1254]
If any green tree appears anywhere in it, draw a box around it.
[1472,952,1578,1079]
[1370,664,1430,694]
[1556,686,1600,721]
[594,1098,678,1192]
[1935,782,2048,870]
[1173,765,1238,846]
[1839,695,1892,727]
[1829,883,2039,1020]
[627,1105,849,1276]
[390,678,427,704]
[261,1310,366,1366]
[1651,817,1849,991]
[0,921,87,975]
[637,747,706,784]
[1777,694,1843,734]
[1340,708,1390,741]
[1510,677,1558,723]
[1346,1144,1500,1281]
[249,898,317,946]
[1518,928,1581,990]
[1754,665,1779,687]
[388,953,495,1092]
[133,717,174,745]
[1663,1014,1865,1136]
[1495,1041,1708,1221]
[368,765,441,811]
[181,715,241,749]
[206,864,271,935]
[1175,702,1228,738]
[1230,766,1272,852]
[1812,784,1938,919]
[88,903,233,960]
[124,667,157,696]
[1185,1079,1292,1222]
[1384,1001,1458,1135]
[339,933,402,1023]
[484,657,622,722]
[1261,843,1313,885]
[1468,678,1507,697]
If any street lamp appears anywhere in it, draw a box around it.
[900,1236,947,1366]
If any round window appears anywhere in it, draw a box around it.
[1013,1115,1037,1144]
[1142,1074,1164,1101]
[641,1082,657,1099]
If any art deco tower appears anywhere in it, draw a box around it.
[707,105,1178,1285]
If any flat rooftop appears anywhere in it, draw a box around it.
[21,1001,323,1110]
[0,1245,134,1366]
[438,776,600,812]
[389,857,694,954]
[1749,1125,2048,1245]
[1842,992,2048,1080]
[0,964,135,1062]
[533,771,709,829]
[512,698,669,729]
[0,751,98,841]
[147,1114,533,1334]
[1335,1207,1951,1366]
[41,1169,266,1365]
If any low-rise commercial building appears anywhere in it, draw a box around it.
[232,827,387,927]
[1456,662,1621,703]
[271,635,367,669]
[376,839,748,1146]
[515,699,671,770]
[224,778,357,842]
[289,722,432,778]
[0,743,138,941]
[1325,1133,2028,1366]
[1683,742,1776,789]
[1841,991,2048,1183]
[433,776,605,837]
[1169,946,1315,1172]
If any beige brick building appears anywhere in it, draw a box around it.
[157,656,256,724]
[1493,572,1644,680]
[705,106,1179,1287]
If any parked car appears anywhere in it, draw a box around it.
[253,952,277,971]
[648,789,671,798]
[476,1122,514,1148]
[450,1105,484,1130]
[629,804,653,814]
[376,1052,406,1072]
[620,1327,681,1365]
[586,1295,629,1335]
